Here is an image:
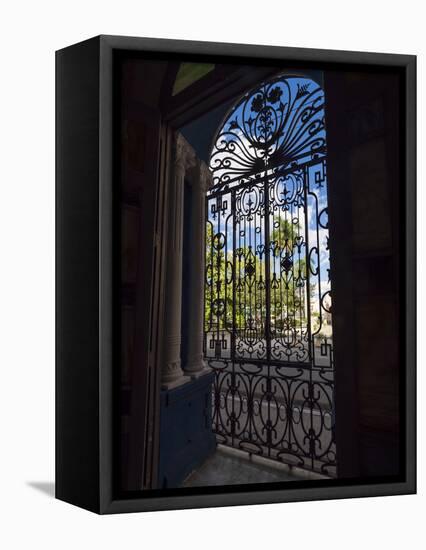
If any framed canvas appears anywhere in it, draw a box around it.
[55,35,416,514]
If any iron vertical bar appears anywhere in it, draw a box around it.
[303,165,313,365]
[231,189,236,361]
[303,164,315,469]
[264,180,271,355]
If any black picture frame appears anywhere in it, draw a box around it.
[56,35,416,514]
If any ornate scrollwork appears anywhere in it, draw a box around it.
[205,75,335,477]
[209,77,326,192]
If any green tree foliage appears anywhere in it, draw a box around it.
[204,222,233,331]
[205,217,314,335]
[270,216,299,251]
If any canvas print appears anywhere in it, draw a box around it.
[114,52,403,495]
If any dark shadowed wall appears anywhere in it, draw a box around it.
[325,68,401,478]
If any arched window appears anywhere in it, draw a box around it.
[205,75,336,475]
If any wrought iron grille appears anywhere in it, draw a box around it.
[205,76,336,476]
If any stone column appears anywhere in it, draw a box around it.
[183,160,212,378]
[161,133,196,389]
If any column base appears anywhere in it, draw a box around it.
[161,375,190,391]
[184,366,212,380]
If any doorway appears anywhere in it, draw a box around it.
[204,75,336,476]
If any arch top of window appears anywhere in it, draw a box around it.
[208,75,327,193]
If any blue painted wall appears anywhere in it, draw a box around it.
[157,372,216,488]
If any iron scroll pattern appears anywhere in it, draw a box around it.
[205,76,336,476]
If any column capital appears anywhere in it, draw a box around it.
[175,132,197,173]
[199,160,213,193]
[187,159,213,193]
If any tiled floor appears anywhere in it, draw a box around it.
[183,447,299,487]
